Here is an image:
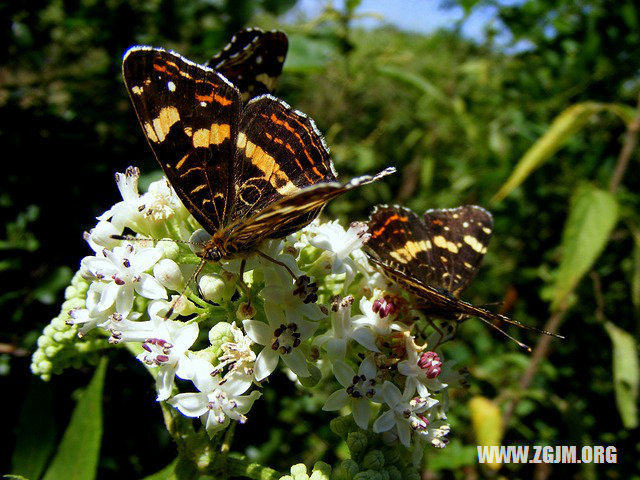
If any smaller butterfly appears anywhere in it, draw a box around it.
[363,204,563,350]
[206,28,288,101]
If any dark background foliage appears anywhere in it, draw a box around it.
[2,0,639,478]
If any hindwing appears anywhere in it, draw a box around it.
[207,28,288,101]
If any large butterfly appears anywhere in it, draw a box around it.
[206,28,288,101]
[364,205,562,349]
[122,46,394,264]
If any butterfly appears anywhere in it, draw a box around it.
[122,46,395,267]
[206,28,288,101]
[364,204,562,350]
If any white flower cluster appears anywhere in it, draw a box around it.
[65,167,464,456]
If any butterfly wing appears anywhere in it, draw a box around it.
[123,47,241,233]
[224,167,396,254]
[422,206,493,296]
[365,205,493,297]
[207,28,288,101]
[230,95,336,223]
[365,205,444,286]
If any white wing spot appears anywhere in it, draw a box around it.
[167,81,176,92]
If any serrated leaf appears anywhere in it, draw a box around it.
[604,322,639,429]
[469,396,503,470]
[10,378,56,480]
[492,102,635,203]
[42,358,107,480]
[550,184,619,311]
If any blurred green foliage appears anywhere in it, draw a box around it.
[2,0,640,478]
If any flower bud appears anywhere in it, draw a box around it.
[199,273,234,303]
[153,259,184,292]
[156,238,180,260]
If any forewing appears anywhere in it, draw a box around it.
[207,28,288,101]
[422,205,493,295]
[224,168,396,254]
[123,47,241,233]
[230,95,338,223]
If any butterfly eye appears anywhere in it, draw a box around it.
[202,247,222,262]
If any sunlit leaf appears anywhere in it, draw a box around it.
[492,102,635,202]
[284,35,337,72]
[42,358,107,480]
[604,321,639,429]
[550,184,619,311]
[469,396,503,470]
[376,65,450,106]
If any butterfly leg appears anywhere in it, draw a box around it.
[237,258,253,307]
[255,250,318,303]
[255,250,297,279]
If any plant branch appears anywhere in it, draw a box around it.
[609,91,640,193]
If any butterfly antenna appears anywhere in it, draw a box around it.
[494,314,564,340]
[110,234,194,246]
[476,316,533,352]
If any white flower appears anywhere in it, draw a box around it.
[314,295,379,360]
[322,355,382,430]
[261,257,324,326]
[138,178,186,222]
[83,220,122,253]
[243,313,317,381]
[397,336,447,397]
[80,243,166,314]
[372,381,439,448]
[168,357,261,436]
[308,220,369,288]
[214,322,255,391]
[97,167,145,232]
[351,296,408,336]
[67,283,140,337]
[116,302,200,401]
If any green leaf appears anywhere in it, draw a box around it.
[42,358,107,480]
[141,458,178,480]
[11,378,56,480]
[604,322,639,429]
[492,102,635,203]
[550,184,619,311]
[284,35,337,73]
[376,65,450,106]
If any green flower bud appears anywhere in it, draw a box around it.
[199,273,234,303]
[361,450,385,470]
[309,461,331,480]
[347,431,369,458]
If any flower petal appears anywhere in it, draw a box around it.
[167,392,209,417]
[254,348,279,381]
[351,398,371,430]
[322,389,349,411]
[135,273,167,300]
